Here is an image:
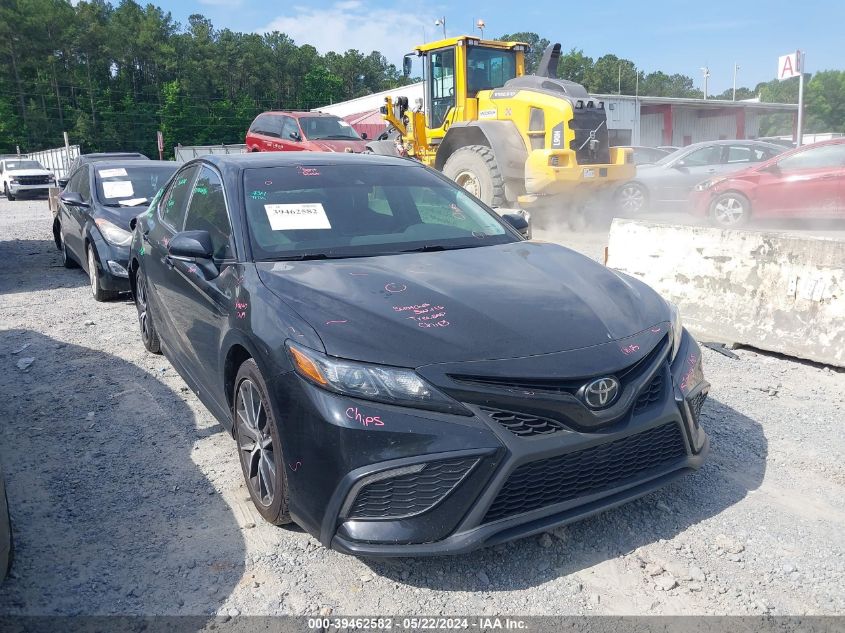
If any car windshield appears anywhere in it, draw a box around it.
[243,164,517,260]
[6,160,45,170]
[95,165,178,206]
[299,116,361,141]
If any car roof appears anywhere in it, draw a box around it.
[78,153,149,162]
[682,139,782,149]
[196,152,417,170]
[259,111,339,119]
[88,160,176,170]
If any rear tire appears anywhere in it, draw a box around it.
[442,145,508,207]
[88,244,117,302]
[615,182,648,214]
[710,192,750,228]
[134,267,162,354]
[234,359,291,526]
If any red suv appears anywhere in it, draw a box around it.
[691,138,845,227]
[245,111,369,154]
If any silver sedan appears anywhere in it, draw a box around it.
[615,140,785,213]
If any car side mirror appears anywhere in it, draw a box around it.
[673,160,686,169]
[168,230,219,278]
[501,213,530,238]
[361,132,368,140]
[59,191,88,207]
[764,163,781,174]
[289,132,301,141]
[57,177,69,189]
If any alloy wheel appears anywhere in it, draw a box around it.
[618,184,645,213]
[88,247,99,297]
[236,379,276,507]
[712,196,746,226]
[135,273,151,341]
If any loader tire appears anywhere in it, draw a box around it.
[442,145,508,208]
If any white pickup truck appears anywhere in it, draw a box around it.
[1,158,56,200]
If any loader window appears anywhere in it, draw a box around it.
[429,48,456,128]
[467,47,517,97]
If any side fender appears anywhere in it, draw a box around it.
[435,121,528,181]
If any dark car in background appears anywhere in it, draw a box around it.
[615,140,784,213]
[56,160,178,300]
[58,152,149,189]
[128,152,709,556]
[691,138,845,227]
[245,111,368,154]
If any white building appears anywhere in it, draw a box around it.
[316,83,799,147]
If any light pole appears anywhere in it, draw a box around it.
[475,19,485,39]
[732,63,740,101]
[434,17,446,39]
[700,66,711,99]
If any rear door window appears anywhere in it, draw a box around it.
[159,165,200,231]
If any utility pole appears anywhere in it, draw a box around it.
[796,50,805,146]
[732,63,740,100]
[475,19,485,39]
[700,66,711,99]
[618,64,622,94]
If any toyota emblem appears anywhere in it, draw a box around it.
[582,377,620,409]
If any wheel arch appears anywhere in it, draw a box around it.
[435,121,527,181]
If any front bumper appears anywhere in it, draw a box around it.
[522,147,635,202]
[8,182,54,196]
[88,230,131,292]
[276,332,709,557]
[688,189,715,218]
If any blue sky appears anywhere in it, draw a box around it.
[163,0,843,94]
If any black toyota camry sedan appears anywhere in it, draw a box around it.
[55,160,178,300]
[128,153,709,556]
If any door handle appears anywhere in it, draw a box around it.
[164,255,175,270]
[819,174,836,180]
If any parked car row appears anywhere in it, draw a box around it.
[41,149,710,557]
[614,138,845,226]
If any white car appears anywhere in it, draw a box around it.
[1,158,56,201]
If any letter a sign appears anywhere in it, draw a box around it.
[778,52,800,80]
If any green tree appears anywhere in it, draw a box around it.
[496,32,550,74]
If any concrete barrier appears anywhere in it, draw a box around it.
[606,219,845,368]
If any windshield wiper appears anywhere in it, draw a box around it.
[265,252,371,261]
[399,244,479,254]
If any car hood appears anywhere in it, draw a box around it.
[307,139,369,153]
[94,203,143,232]
[257,242,669,367]
[7,169,53,177]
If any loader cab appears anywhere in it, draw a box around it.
[410,37,527,137]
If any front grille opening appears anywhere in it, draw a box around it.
[633,371,664,415]
[481,407,567,437]
[483,422,687,523]
[347,457,478,520]
[687,391,708,428]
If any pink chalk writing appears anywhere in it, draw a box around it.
[234,300,248,320]
[395,303,451,328]
[236,312,247,319]
[621,344,640,355]
[384,282,407,293]
[650,326,662,333]
[297,167,320,176]
[187,263,199,275]
[264,180,273,186]
[680,353,699,392]
[346,407,384,427]
[325,320,348,325]
[289,461,302,472]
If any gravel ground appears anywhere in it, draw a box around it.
[0,197,843,617]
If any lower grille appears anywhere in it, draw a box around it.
[688,391,708,426]
[483,422,687,523]
[482,407,567,437]
[347,457,477,520]
[633,370,664,414]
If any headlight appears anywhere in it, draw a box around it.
[287,342,467,415]
[668,301,684,361]
[693,178,725,192]
[94,218,133,246]
[9,177,18,184]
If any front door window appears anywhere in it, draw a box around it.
[429,48,456,128]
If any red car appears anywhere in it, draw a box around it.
[690,138,845,227]
[245,111,369,154]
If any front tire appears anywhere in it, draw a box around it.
[710,192,750,227]
[234,359,291,526]
[616,182,648,214]
[134,267,162,354]
[442,145,508,208]
[4,184,15,201]
[87,245,117,302]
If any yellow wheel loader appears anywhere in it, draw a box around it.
[371,36,634,210]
